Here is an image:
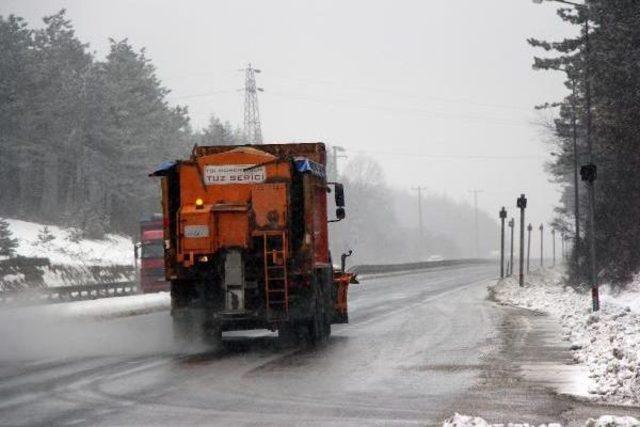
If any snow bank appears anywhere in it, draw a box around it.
[6,218,134,266]
[585,415,640,427]
[1,292,170,321]
[1,218,136,290]
[601,274,640,314]
[492,269,640,406]
[442,414,638,427]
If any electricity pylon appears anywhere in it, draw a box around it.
[242,63,263,144]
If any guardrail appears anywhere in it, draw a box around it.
[0,258,494,306]
[349,258,494,275]
[0,281,139,305]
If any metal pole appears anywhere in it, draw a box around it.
[584,8,599,312]
[539,224,544,268]
[517,194,527,286]
[509,218,515,277]
[412,186,427,259]
[552,229,556,267]
[499,208,506,278]
[571,79,580,249]
[332,145,346,182]
[588,179,599,310]
[527,224,532,273]
[469,189,483,258]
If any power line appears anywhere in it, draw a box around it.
[411,186,428,240]
[469,189,484,258]
[166,89,236,101]
[265,90,529,128]
[352,149,544,161]
[271,74,532,112]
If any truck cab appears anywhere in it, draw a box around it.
[136,215,170,294]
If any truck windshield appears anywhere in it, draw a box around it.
[141,242,164,259]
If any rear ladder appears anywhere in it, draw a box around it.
[261,232,289,321]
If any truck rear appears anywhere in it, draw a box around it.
[151,143,353,345]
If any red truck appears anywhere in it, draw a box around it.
[135,215,170,293]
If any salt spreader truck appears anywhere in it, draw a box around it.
[150,143,354,345]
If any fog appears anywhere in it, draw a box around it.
[0,309,177,360]
[1,0,575,228]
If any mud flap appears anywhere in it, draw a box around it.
[224,250,245,312]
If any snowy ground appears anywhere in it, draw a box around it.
[1,218,135,290]
[492,268,640,406]
[5,218,134,266]
[0,292,170,321]
[442,413,639,427]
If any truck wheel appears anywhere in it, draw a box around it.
[323,315,332,339]
[309,307,329,345]
[202,319,223,347]
[172,307,202,348]
[278,323,300,346]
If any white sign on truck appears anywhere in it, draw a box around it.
[204,164,266,185]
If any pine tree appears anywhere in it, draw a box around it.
[530,1,640,285]
[0,218,18,257]
[37,225,55,244]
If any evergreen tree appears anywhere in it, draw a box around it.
[530,1,640,285]
[36,226,55,244]
[199,115,245,146]
[0,218,18,257]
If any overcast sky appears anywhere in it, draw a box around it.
[2,0,575,226]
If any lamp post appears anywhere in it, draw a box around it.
[552,228,556,267]
[539,224,544,268]
[527,224,532,273]
[508,218,515,277]
[517,195,527,287]
[499,207,507,279]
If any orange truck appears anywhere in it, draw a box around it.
[151,143,354,345]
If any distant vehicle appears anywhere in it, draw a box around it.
[150,143,356,345]
[427,255,445,262]
[135,214,170,293]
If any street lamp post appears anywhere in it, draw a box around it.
[517,195,527,287]
[552,228,556,267]
[539,224,544,268]
[527,224,532,273]
[500,207,507,279]
[509,218,515,277]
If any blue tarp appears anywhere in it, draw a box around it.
[149,160,177,177]
[294,157,326,179]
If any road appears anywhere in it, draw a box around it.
[0,264,637,426]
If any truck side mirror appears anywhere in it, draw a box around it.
[336,207,346,221]
[334,183,345,207]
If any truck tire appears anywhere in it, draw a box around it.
[309,283,330,346]
[277,322,300,346]
[172,307,204,347]
[202,318,223,347]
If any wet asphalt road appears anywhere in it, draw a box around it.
[1,264,637,426]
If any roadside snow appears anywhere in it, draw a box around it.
[442,414,639,427]
[492,269,640,406]
[585,415,640,427]
[1,218,135,290]
[5,218,134,266]
[0,292,170,321]
[601,276,640,314]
